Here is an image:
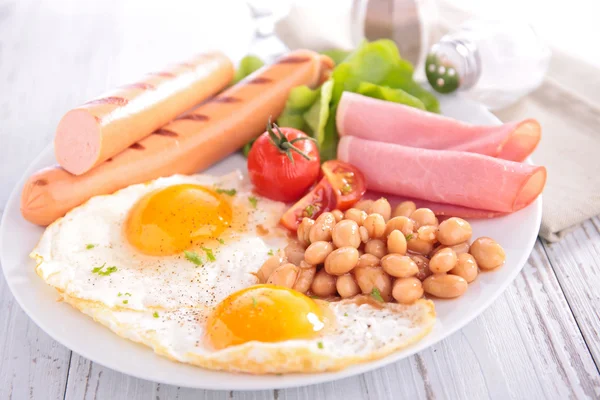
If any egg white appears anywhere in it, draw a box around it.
[32,171,436,374]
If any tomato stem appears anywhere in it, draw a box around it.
[266,118,315,164]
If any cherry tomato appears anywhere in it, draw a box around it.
[321,160,366,210]
[280,177,336,231]
[247,121,320,202]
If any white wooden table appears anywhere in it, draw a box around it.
[1,1,599,399]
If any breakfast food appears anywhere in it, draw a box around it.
[338,136,546,213]
[337,92,541,162]
[266,197,506,304]
[55,52,234,175]
[21,50,334,226]
[31,172,435,373]
[247,122,320,202]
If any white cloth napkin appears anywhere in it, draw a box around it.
[494,61,600,241]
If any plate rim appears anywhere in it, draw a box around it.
[0,102,542,391]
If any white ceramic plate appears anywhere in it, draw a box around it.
[0,95,541,391]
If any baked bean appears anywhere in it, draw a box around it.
[392,277,424,304]
[411,254,432,281]
[267,263,299,288]
[325,246,359,275]
[422,274,468,298]
[410,208,438,229]
[437,217,472,246]
[297,217,314,247]
[357,253,380,268]
[336,274,361,298]
[418,225,437,243]
[304,241,334,265]
[392,201,417,218]
[429,248,458,273]
[450,253,478,283]
[387,230,407,255]
[369,198,392,222]
[407,236,434,255]
[354,266,392,301]
[381,254,418,278]
[284,241,305,265]
[385,216,414,236]
[332,219,361,248]
[257,255,285,283]
[364,214,386,239]
[354,199,373,212]
[309,212,336,243]
[430,241,470,257]
[359,226,370,243]
[331,209,344,222]
[344,208,367,226]
[365,239,387,258]
[293,264,317,293]
[470,237,505,270]
[311,269,337,297]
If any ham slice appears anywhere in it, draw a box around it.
[338,136,546,213]
[337,92,541,162]
[363,192,507,219]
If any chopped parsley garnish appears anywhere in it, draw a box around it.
[201,247,216,262]
[341,183,352,195]
[252,297,257,307]
[217,238,225,244]
[184,250,203,266]
[309,295,320,299]
[248,196,258,208]
[317,341,324,349]
[118,292,122,297]
[125,292,131,296]
[304,204,316,217]
[122,300,129,304]
[371,288,384,302]
[344,312,348,317]
[405,233,414,241]
[267,249,274,256]
[85,244,95,250]
[216,188,236,196]
[153,311,159,318]
[92,263,118,276]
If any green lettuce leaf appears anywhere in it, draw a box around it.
[304,80,334,153]
[233,55,264,84]
[356,82,425,110]
[321,49,352,66]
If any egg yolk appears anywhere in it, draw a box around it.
[206,285,326,350]
[125,184,232,256]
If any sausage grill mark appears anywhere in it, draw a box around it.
[154,128,179,137]
[211,96,241,104]
[277,56,311,64]
[34,179,48,186]
[120,82,156,90]
[130,143,145,150]
[147,71,176,78]
[247,76,272,84]
[176,114,210,122]
[106,158,113,162]
[84,97,129,106]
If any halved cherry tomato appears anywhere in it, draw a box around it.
[280,177,337,231]
[321,160,366,210]
[248,121,320,202]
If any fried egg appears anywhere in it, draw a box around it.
[32,171,435,374]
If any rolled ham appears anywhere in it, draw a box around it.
[338,136,546,213]
[337,92,541,162]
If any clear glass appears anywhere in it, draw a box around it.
[449,20,551,109]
